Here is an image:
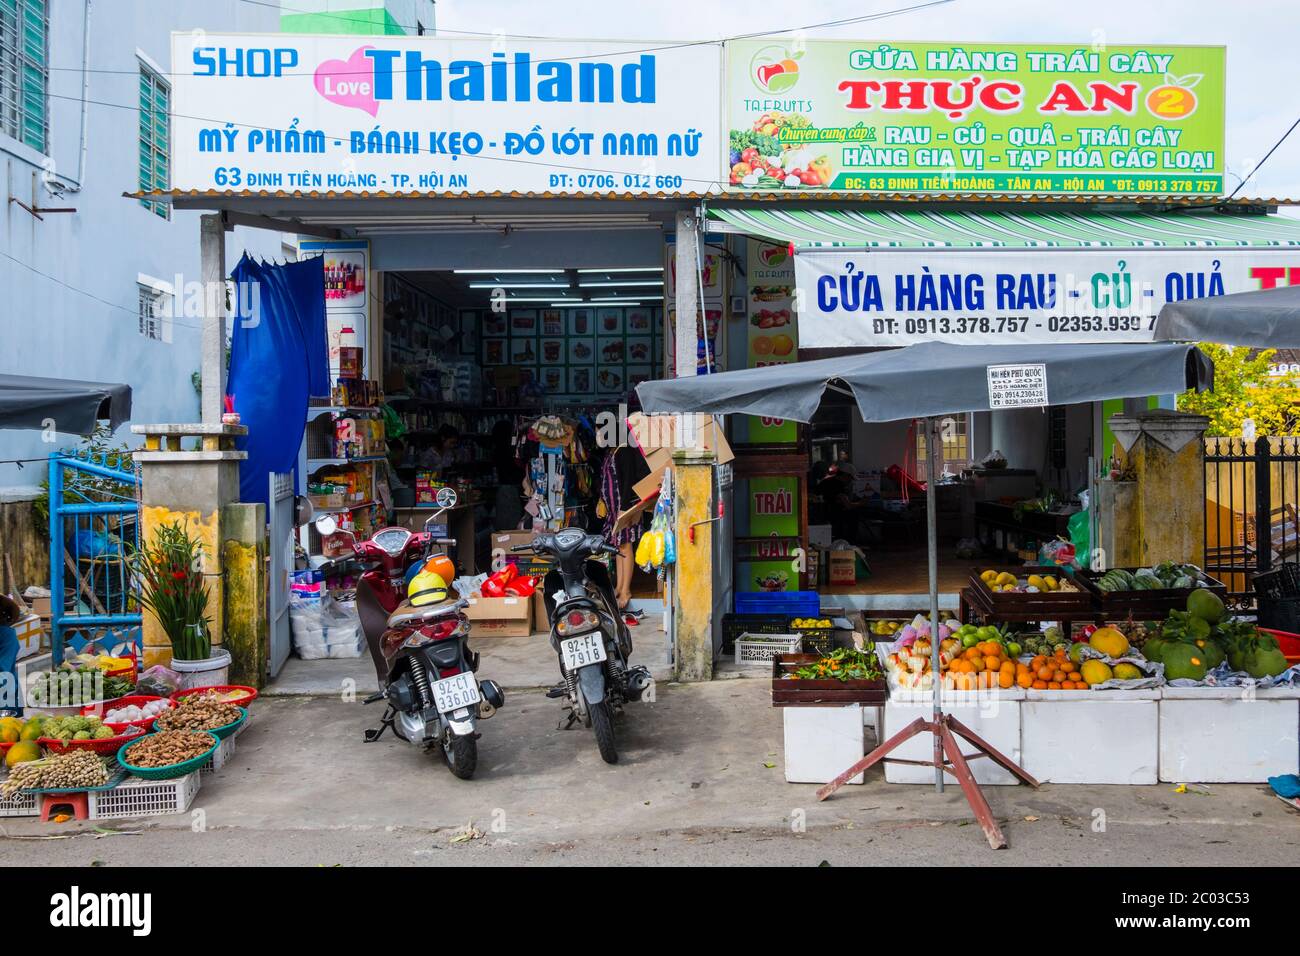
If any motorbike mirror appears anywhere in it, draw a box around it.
[293,494,315,527]
[434,486,459,510]
[314,514,339,536]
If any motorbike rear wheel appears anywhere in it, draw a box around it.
[589,701,618,764]
[442,732,478,779]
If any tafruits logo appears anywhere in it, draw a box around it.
[750,44,803,94]
[758,245,788,267]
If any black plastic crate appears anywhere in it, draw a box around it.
[1252,563,1300,600]
[794,624,835,655]
[721,614,792,653]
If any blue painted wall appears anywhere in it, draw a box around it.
[0,1,287,490]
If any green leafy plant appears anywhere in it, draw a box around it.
[1177,343,1300,437]
[790,647,883,682]
[131,520,211,661]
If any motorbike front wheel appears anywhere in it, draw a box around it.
[589,701,618,764]
[442,732,478,779]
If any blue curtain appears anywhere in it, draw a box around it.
[227,255,328,508]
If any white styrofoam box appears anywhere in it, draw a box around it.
[884,689,1024,785]
[1159,685,1300,783]
[783,705,865,785]
[862,704,885,736]
[1023,691,1158,784]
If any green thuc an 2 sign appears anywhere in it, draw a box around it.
[726,40,1225,196]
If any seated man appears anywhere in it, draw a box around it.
[0,594,23,716]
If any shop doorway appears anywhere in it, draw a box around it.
[801,399,1097,604]
[280,257,675,693]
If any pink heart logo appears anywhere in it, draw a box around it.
[314,45,379,116]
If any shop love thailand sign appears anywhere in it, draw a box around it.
[170,33,720,196]
[726,39,1225,196]
[794,249,1300,347]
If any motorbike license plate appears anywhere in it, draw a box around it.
[431,673,481,714]
[560,633,607,670]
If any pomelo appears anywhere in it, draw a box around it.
[1187,588,1225,624]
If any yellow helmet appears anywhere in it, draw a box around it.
[407,569,449,608]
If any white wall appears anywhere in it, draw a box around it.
[0,1,287,489]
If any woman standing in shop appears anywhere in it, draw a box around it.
[599,438,650,624]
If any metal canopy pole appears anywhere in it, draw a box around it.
[926,417,943,793]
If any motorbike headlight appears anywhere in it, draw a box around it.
[556,608,601,636]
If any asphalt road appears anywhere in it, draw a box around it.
[2,681,1296,866]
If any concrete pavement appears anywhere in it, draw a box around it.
[2,679,1297,866]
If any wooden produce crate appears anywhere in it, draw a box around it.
[771,653,888,707]
[1072,567,1227,618]
[968,566,1094,615]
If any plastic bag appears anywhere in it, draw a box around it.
[1067,509,1090,568]
[135,664,182,697]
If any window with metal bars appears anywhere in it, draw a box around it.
[138,283,172,342]
[0,0,48,154]
[138,61,170,218]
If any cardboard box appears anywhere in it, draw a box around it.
[339,346,363,379]
[464,595,532,637]
[14,613,44,661]
[493,530,537,555]
[626,413,734,464]
[27,595,51,619]
[532,590,550,632]
[829,550,857,586]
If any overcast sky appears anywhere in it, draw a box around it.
[437,0,1300,201]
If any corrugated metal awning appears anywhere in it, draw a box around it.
[709,207,1300,249]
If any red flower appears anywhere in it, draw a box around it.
[171,570,186,580]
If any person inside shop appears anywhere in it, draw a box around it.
[0,594,23,716]
[599,430,651,624]
[816,464,867,542]
[491,419,524,532]
[419,424,461,472]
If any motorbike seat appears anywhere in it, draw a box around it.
[387,598,463,630]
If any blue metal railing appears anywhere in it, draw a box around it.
[48,450,142,664]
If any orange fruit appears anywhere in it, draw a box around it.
[1067,671,1082,682]
[752,336,775,356]
[770,333,794,357]
[1036,666,1054,681]
[998,671,1014,689]
[1016,671,1033,689]
[999,661,1016,675]
[1048,681,1062,690]
[1031,655,1047,671]
[1032,680,1047,690]
[970,656,986,672]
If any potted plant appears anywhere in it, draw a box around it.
[131,520,229,688]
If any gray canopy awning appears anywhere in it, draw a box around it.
[0,374,132,433]
[636,341,1211,423]
[1154,285,1300,348]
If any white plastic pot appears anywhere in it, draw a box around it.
[170,646,232,689]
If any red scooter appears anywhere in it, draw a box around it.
[316,488,504,779]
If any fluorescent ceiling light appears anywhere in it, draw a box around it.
[505,296,576,302]
[468,282,568,289]
[578,281,664,288]
[580,299,642,306]
[452,268,565,274]
[576,267,664,273]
